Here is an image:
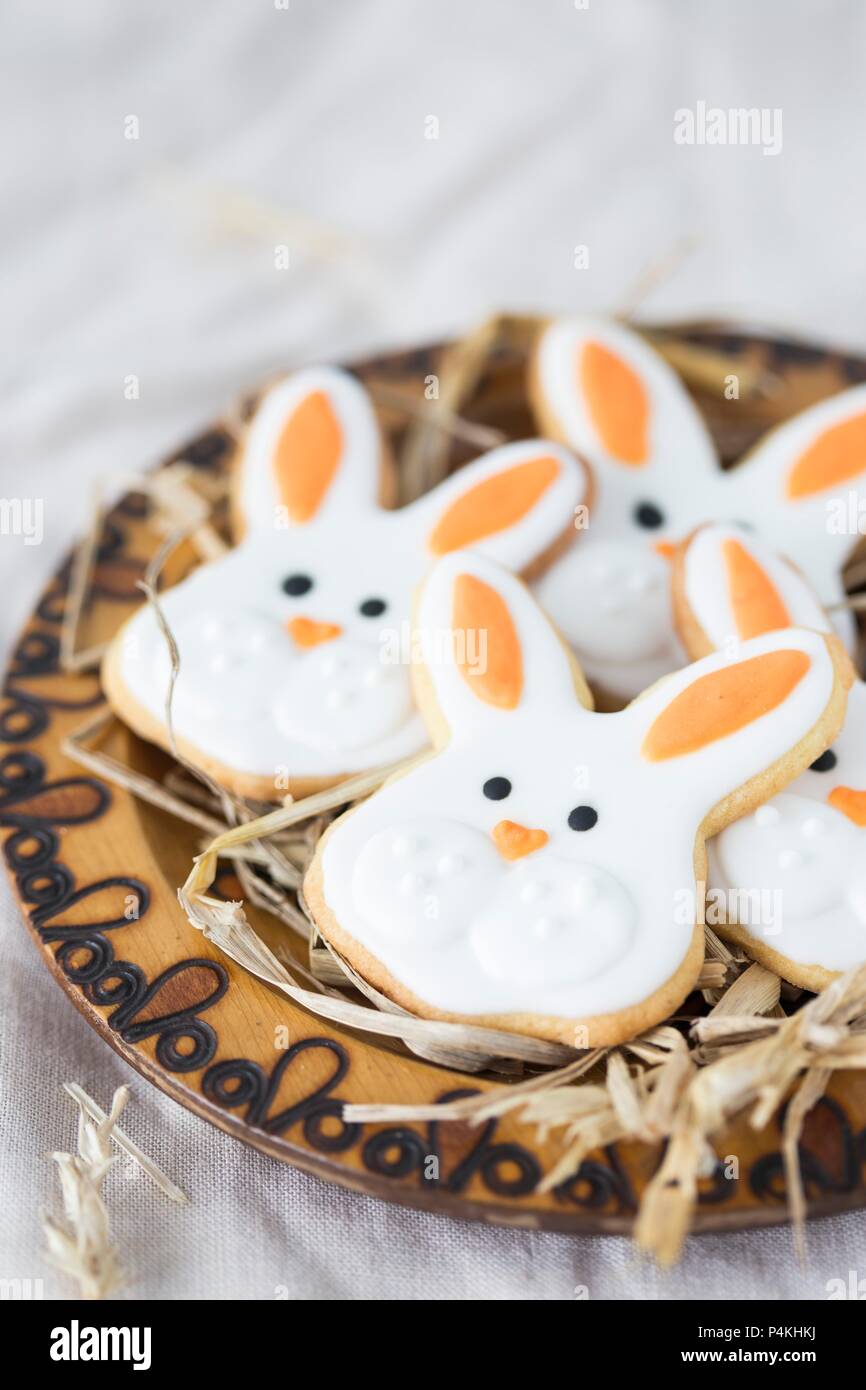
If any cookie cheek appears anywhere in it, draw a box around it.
[713,795,858,920]
[273,640,414,752]
[848,866,866,925]
[538,540,674,662]
[351,818,501,946]
[469,856,637,988]
[153,610,278,723]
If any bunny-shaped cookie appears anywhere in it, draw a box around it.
[305,551,850,1045]
[103,367,588,799]
[530,316,866,704]
[674,521,866,989]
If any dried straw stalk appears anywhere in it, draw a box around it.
[62,1084,187,1205]
[343,963,866,1263]
[398,315,507,494]
[43,1083,186,1300]
[61,481,107,672]
[63,710,228,838]
[60,464,231,674]
[369,382,505,455]
[634,964,866,1264]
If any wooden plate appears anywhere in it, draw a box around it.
[5,326,866,1235]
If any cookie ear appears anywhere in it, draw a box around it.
[676,523,831,655]
[234,367,383,533]
[530,316,718,487]
[728,384,866,581]
[408,440,588,574]
[631,628,848,817]
[414,552,590,739]
[785,400,866,501]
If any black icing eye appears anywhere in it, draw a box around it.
[634,501,665,529]
[283,573,313,597]
[568,805,598,831]
[483,777,512,801]
[810,749,837,773]
[359,597,387,618]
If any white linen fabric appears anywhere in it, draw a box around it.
[2,0,866,1301]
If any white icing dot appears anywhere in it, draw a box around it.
[202,619,222,642]
[246,630,268,653]
[599,593,625,615]
[755,805,780,828]
[532,916,555,940]
[778,848,803,870]
[436,853,464,878]
[626,570,654,595]
[801,816,825,839]
[391,834,413,857]
[209,652,238,674]
[362,665,384,688]
[519,879,547,904]
[399,871,429,896]
[325,689,349,709]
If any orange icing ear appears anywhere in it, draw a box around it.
[428,457,560,555]
[274,390,343,521]
[580,341,649,465]
[828,786,866,827]
[451,573,523,709]
[642,649,810,761]
[786,410,866,500]
[722,538,790,639]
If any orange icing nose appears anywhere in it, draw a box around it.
[654,540,675,561]
[491,820,549,861]
[828,787,866,827]
[286,617,342,648]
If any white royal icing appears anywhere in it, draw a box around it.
[115,367,586,784]
[532,316,866,700]
[683,525,866,975]
[319,552,836,1022]
[683,522,831,648]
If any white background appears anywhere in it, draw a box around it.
[2,0,866,1300]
